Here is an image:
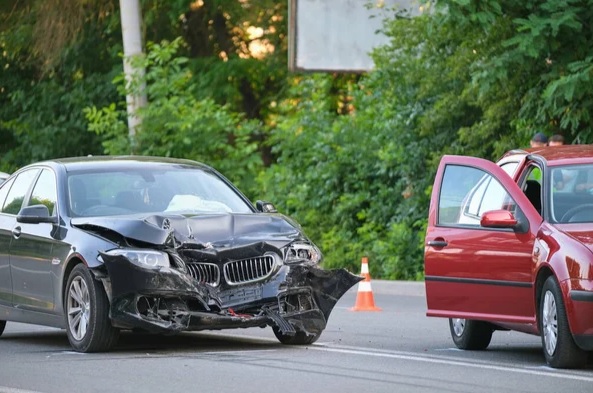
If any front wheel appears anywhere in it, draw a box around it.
[272,326,321,345]
[449,318,493,350]
[65,264,119,352]
[540,276,587,368]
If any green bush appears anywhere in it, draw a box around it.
[85,38,264,197]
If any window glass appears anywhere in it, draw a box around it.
[438,165,484,225]
[0,177,16,213]
[526,165,542,184]
[439,164,517,227]
[479,178,509,215]
[67,166,253,217]
[2,169,40,215]
[27,169,57,216]
[466,177,489,217]
[550,164,593,223]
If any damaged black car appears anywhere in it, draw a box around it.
[0,156,360,352]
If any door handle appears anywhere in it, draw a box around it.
[12,226,21,239]
[427,240,448,248]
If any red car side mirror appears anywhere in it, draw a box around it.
[480,209,518,228]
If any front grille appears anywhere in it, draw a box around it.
[186,263,220,286]
[223,254,277,285]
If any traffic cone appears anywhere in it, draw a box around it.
[350,257,381,311]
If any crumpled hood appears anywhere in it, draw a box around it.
[71,213,303,248]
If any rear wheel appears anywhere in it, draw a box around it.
[272,326,321,345]
[65,264,119,352]
[0,320,5,336]
[540,276,587,368]
[449,318,493,350]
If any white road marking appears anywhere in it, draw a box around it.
[308,344,593,382]
[199,332,593,382]
[0,387,45,393]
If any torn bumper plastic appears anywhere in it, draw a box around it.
[97,253,361,337]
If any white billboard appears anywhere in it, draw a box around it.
[288,0,426,72]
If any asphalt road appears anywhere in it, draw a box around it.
[1,280,592,393]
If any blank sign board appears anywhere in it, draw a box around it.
[288,0,424,72]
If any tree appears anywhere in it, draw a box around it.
[85,38,263,195]
[0,0,121,172]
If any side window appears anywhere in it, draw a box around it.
[525,165,542,185]
[438,165,484,225]
[27,169,58,216]
[0,177,16,212]
[478,177,511,215]
[522,165,542,214]
[438,164,517,227]
[2,169,40,215]
[466,176,489,216]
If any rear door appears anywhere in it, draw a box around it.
[425,155,542,324]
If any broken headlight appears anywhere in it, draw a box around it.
[283,242,322,265]
[106,249,170,269]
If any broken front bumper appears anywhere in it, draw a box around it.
[97,254,361,337]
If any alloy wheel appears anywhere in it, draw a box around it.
[67,276,91,341]
[542,290,558,356]
[452,318,466,337]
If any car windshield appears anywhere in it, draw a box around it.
[67,165,253,217]
[550,164,593,223]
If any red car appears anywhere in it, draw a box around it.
[425,145,593,369]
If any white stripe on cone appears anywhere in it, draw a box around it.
[360,263,369,274]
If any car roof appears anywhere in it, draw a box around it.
[506,145,593,167]
[30,156,211,172]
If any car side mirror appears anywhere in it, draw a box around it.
[255,200,278,213]
[17,204,58,224]
[480,209,518,229]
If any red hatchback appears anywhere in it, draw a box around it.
[425,145,593,368]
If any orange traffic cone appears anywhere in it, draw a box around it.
[350,257,381,311]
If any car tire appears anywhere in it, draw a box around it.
[0,320,5,336]
[449,318,493,350]
[540,276,587,368]
[272,326,321,345]
[65,264,119,352]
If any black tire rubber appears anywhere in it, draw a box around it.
[272,326,321,345]
[449,318,493,350]
[0,320,5,337]
[540,276,588,368]
[65,264,119,352]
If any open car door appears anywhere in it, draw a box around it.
[425,155,542,324]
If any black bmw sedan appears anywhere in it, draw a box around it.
[0,156,360,352]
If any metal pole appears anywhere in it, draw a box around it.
[119,0,147,145]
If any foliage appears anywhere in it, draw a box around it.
[260,71,427,278]
[85,38,263,196]
[441,0,593,143]
[0,0,121,173]
[4,0,593,280]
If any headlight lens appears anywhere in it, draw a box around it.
[284,242,322,264]
[106,249,170,269]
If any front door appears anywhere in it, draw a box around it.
[0,177,16,306]
[425,156,542,324]
[7,168,57,312]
